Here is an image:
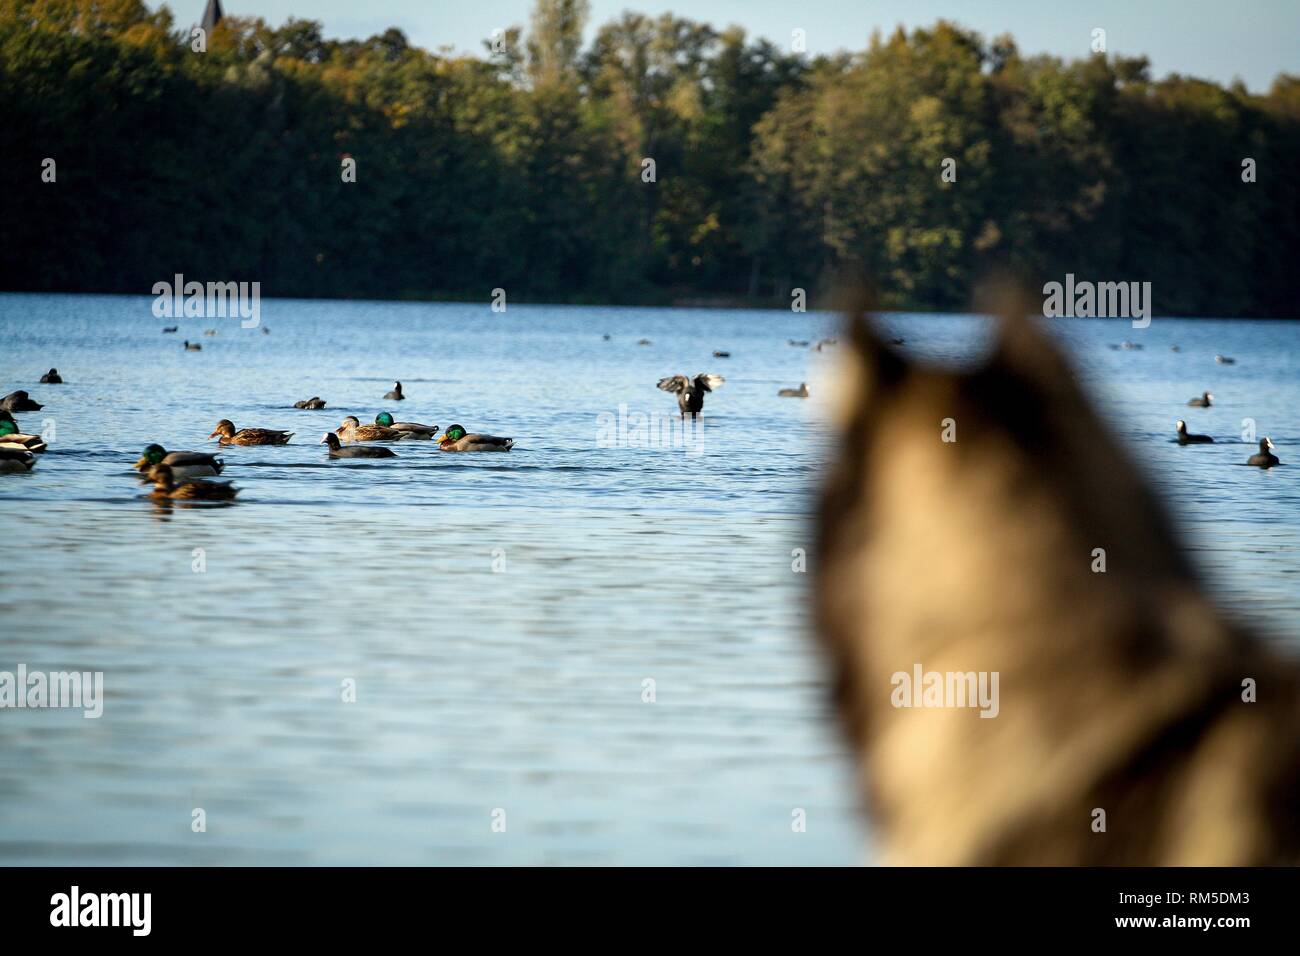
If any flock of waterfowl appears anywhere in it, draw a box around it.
[4,324,1282,485]
[1172,383,1281,467]
[0,375,514,495]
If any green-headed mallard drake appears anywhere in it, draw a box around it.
[383,381,405,401]
[1247,437,1280,468]
[148,464,238,500]
[209,419,293,445]
[337,415,404,443]
[322,432,398,458]
[1,390,42,412]
[39,368,62,384]
[437,424,513,452]
[778,382,810,398]
[0,446,36,474]
[1187,391,1213,407]
[135,443,224,478]
[375,412,437,439]
[294,396,327,409]
[656,373,724,418]
[1175,420,1213,445]
[0,414,47,453]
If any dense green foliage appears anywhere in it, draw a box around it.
[2,0,1297,314]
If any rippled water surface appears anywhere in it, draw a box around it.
[1,294,1297,864]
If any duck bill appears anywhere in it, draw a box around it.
[133,456,148,470]
[207,430,220,439]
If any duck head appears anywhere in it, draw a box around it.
[151,463,177,491]
[1176,420,1187,434]
[375,412,395,427]
[209,420,236,439]
[0,420,17,439]
[337,415,361,434]
[1261,437,1275,453]
[321,432,342,450]
[439,424,467,446]
[136,443,167,469]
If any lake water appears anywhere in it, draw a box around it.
[0,293,1296,865]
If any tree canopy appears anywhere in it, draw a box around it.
[2,0,1296,315]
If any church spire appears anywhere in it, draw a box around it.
[201,0,224,33]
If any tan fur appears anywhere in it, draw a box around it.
[814,285,1300,865]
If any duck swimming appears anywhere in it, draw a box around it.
[162,326,178,333]
[336,415,404,443]
[39,368,62,384]
[1175,420,1213,444]
[383,381,405,401]
[209,420,293,445]
[374,412,437,439]
[778,383,811,398]
[1,390,42,412]
[322,432,398,458]
[0,446,36,474]
[134,443,224,479]
[1187,391,1213,407]
[183,341,201,351]
[148,464,238,500]
[1247,437,1280,468]
[293,397,327,409]
[437,424,513,452]
[0,414,47,453]
[1216,355,1236,365]
[657,373,725,418]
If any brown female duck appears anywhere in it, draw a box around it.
[209,419,293,445]
[147,464,238,500]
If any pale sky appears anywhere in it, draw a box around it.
[155,0,1297,92]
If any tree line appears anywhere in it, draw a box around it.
[2,0,1297,316]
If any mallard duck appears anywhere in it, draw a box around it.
[657,373,724,418]
[1247,437,1280,468]
[294,397,327,409]
[209,420,293,445]
[1187,391,1213,407]
[1175,420,1213,444]
[0,446,36,474]
[134,443,224,478]
[0,414,47,453]
[39,368,62,384]
[778,383,811,398]
[713,350,731,358]
[203,329,217,337]
[322,432,398,458]
[148,464,238,500]
[437,424,513,452]
[183,341,202,351]
[374,412,437,439]
[383,381,405,401]
[1,390,42,412]
[336,415,403,443]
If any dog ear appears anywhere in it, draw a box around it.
[833,282,906,422]
[980,276,1076,398]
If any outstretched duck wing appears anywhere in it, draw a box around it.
[694,373,725,392]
